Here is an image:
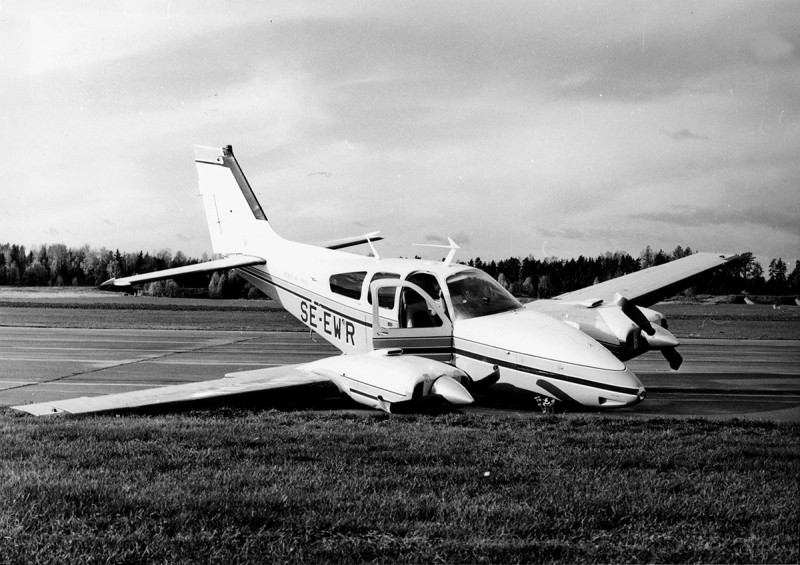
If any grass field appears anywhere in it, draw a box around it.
[1,409,798,564]
[1,288,799,563]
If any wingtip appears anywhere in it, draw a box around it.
[11,403,68,416]
[99,278,132,292]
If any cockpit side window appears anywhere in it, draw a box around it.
[401,272,446,328]
[407,272,441,299]
[446,270,522,321]
[367,272,400,308]
[329,271,367,300]
[400,288,444,328]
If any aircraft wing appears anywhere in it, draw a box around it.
[12,364,329,416]
[551,252,740,307]
[100,254,266,290]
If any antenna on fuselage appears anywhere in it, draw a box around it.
[366,234,381,261]
[412,237,460,266]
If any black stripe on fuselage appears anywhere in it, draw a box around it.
[243,267,637,397]
[454,347,640,396]
[239,266,371,328]
[385,347,453,356]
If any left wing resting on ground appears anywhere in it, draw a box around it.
[552,252,740,307]
[13,350,474,415]
[100,254,266,290]
[12,364,328,415]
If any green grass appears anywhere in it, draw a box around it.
[657,303,800,340]
[1,409,798,564]
[0,303,304,331]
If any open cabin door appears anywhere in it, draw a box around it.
[370,280,453,363]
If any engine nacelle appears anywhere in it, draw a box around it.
[595,304,678,360]
[302,349,473,412]
[544,301,678,362]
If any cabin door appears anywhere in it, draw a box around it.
[369,280,453,363]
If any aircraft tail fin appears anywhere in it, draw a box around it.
[194,145,280,255]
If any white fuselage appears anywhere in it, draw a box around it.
[194,143,645,409]
[233,236,645,409]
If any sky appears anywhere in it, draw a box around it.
[2,1,798,267]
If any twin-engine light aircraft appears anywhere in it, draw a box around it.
[14,145,738,416]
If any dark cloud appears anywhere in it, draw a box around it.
[537,226,621,242]
[423,233,471,245]
[662,128,710,141]
[423,234,448,244]
[537,227,586,240]
[630,205,799,235]
[453,233,472,245]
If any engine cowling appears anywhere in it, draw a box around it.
[535,299,681,368]
[302,349,473,412]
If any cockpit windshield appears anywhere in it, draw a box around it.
[446,270,522,321]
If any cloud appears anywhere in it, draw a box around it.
[2,1,798,266]
[423,233,472,245]
[747,31,796,62]
[662,128,710,141]
[630,205,799,235]
[423,235,448,244]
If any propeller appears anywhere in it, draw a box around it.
[467,366,501,391]
[661,347,683,370]
[614,293,683,370]
[614,294,655,335]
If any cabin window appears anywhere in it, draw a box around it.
[446,270,522,321]
[407,272,442,299]
[329,271,367,300]
[367,272,400,308]
[406,271,449,321]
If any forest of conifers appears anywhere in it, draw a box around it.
[1,242,798,300]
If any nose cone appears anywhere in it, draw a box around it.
[596,366,647,408]
[643,325,680,350]
[431,375,474,406]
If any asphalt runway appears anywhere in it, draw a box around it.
[1,327,798,422]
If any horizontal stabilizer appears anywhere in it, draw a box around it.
[100,254,266,289]
[319,231,383,250]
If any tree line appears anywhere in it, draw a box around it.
[469,245,799,298]
[2,242,799,299]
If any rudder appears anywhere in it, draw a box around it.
[194,145,278,255]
